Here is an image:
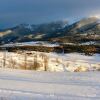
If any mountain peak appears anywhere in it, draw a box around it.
[89,15,100,19]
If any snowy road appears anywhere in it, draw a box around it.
[0,69,100,100]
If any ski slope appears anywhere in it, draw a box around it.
[0,68,100,100]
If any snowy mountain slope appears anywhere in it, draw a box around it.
[0,21,68,44]
[0,17,100,44]
[0,69,100,100]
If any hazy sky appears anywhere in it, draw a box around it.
[0,0,100,28]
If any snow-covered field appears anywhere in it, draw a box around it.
[0,41,60,48]
[0,51,100,72]
[0,51,100,99]
[0,68,100,100]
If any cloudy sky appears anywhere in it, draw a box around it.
[0,0,100,28]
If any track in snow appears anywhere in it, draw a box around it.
[0,68,100,100]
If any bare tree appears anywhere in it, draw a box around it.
[43,55,49,71]
[10,56,16,69]
[24,51,27,69]
[3,50,6,68]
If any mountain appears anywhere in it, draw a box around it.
[49,17,100,43]
[0,17,100,44]
[63,17,99,34]
[0,21,68,44]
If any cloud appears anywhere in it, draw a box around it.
[0,0,100,28]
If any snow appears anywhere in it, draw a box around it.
[90,15,100,19]
[0,41,60,48]
[81,41,96,45]
[0,68,100,100]
[81,41,100,45]
[0,51,100,72]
